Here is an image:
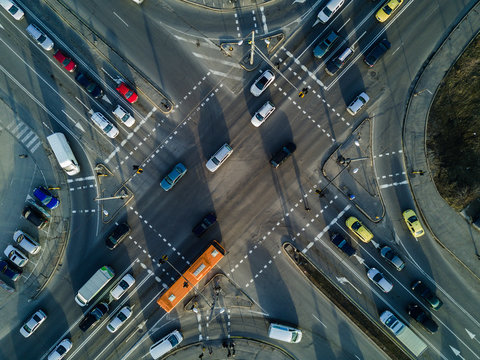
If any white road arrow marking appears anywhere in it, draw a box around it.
[466,329,480,345]
[336,276,362,294]
[450,346,465,359]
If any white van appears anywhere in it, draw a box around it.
[13,230,41,255]
[149,330,183,359]
[268,323,303,343]
[47,133,80,176]
[206,143,233,172]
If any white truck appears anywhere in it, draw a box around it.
[380,310,428,357]
[47,133,80,176]
[75,266,115,306]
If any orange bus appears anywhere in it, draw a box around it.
[157,241,225,313]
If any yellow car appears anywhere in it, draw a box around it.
[376,0,403,22]
[402,209,425,237]
[346,216,373,243]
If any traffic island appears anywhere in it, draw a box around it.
[322,118,385,222]
[282,242,411,360]
[95,164,134,224]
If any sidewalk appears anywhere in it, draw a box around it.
[403,1,480,280]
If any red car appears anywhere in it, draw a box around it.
[116,82,138,103]
[53,50,77,72]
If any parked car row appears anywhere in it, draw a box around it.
[3,1,140,141]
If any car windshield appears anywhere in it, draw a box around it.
[211,157,220,165]
[255,113,264,121]
[372,273,383,282]
[41,195,52,205]
[323,8,332,17]
[351,221,361,230]
[126,90,133,97]
[291,331,300,342]
[118,312,127,321]
[168,335,180,347]
[57,345,67,355]
[119,280,129,290]
[62,59,70,66]
[23,324,33,333]
[121,114,130,121]
[384,250,394,260]
[9,6,19,15]
[256,76,268,90]
[408,215,418,222]
[383,5,393,14]
[103,124,113,133]
[38,34,46,43]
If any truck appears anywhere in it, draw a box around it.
[380,310,428,357]
[330,233,356,256]
[47,133,80,176]
[74,266,115,306]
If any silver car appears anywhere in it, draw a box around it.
[250,70,275,97]
[4,245,28,267]
[106,306,132,333]
[380,246,405,271]
[0,0,24,20]
[367,267,393,293]
[48,338,72,360]
[20,309,47,338]
[347,92,370,115]
[26,24,54,51]
[13,230,41,255]
[110,273,135,300]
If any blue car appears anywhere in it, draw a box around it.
[33,187,59,209]
[160,163,187,191]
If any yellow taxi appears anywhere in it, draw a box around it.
[346,216,373,243]
[376,0,403,23]
[402,209,425,237]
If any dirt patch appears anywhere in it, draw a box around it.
[426,34,480,211]
[283,243,412,360]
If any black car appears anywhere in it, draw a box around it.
[79,302,109,332]
[0,260,21,281]
[22,206,48,229]
[325,47,354,76]
[330,233,356,256]
[411,280,443,311]
[75,72,104,99]
[364,39,391,67]
[105,223,131,250]
[408,303,438,333]
[192,213,217,237]
[270,142,296,168]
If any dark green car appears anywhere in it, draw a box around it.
[313,30,339,58]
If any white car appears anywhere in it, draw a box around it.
[110,273,135,300]
[48,338,72,360]
[4,245,28,267]
[250,70,275,97]
[20,309,47,338]
[317,0,344,24]
[107,306,132,333]
[112,105,135,127]
[205,143,233,173]
[367,268,393,293]
[149,330,183,359]
[346,92,370,115]
[91,112,119,138]
[13,230,41,255]
[251,101,276,127]
[0,0,24,20]
[26,24,54,51]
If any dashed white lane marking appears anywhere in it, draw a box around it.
[379,180,408,189]
[252,10,258,33]
[112,12,129,27]
[72,209,96,214]
[378,171,406,180]
[374,149,403,158]
[259,6,268,34]
[273,83,338,141]
[234,14,241,38]
[67,176,95,183]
